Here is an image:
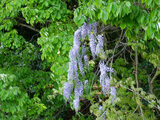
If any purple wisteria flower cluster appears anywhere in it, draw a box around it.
[64,21,117,112]
[99,61,116,100]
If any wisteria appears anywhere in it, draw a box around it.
[87,23,92,35]
[84,80,88,93]
[73,82,83,112]
[73,28,81,53]
[67,62,74,81]
[99,62,111,94]
[110,86,117,102]
[92,22,97,34]
[81,22,88,40]
[82,45,86,56]
[89,34,97,59]
[63,82,73,101]
[73,96,80,113]
[84,55,89,68]
[99,61,115,95]
[74,82,83,97]
[64,21,117,113]
[78,54,85,77]
[69,48,79,82]
[96,35,104,56]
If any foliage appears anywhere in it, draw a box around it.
[0,0,160,120]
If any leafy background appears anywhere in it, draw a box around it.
[0,0,160,120]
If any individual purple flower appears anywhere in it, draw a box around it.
[73,28,81,53]
[74,82,83,97]
[89,34,97,59]
[81,22,88,40]
[78,54,85,77]
[92,22,97,34]
[84,80,88,93]
[110,86,116,102]
[84,55,89,68]
[96,35,104,55]
[73,96,80,113]
[82,45,86,56]
[63,82,73,101]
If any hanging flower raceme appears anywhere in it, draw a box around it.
[110,86,117,102]
[74,82,83,97]
[82,45,86,56]
[73,28,81,54]
[73,96,80,113]
[92,22,97,34]
[96,35,104,56]
[84,80,89,93]
[99,62,110,94]
[87,23,92,35]
[84,55,89,68]
[78,54,85,77]
[81,22,88,40]
[89,34,97,59]
[63,82,73,101]
[67,62,74,81]
[69,49,79,82]
[99,61,115,95]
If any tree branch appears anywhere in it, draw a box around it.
[18,23,40,33]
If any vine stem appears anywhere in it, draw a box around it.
[135,45,139,88]
[135,45,145,120]
[150,67,160,94]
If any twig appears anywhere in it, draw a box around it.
[18,23,40,33]
[140,106,145,120]
[109,29,125,78]
[135,46,145,119]
[122,85,159,110]
[150,67,160,94]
